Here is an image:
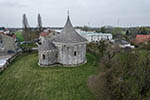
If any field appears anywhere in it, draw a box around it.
[0,53,98,100]
[14,31,24,41]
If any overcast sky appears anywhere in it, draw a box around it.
[0,0,150,28]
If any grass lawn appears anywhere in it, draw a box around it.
[14,31,24,42]
[20,43,38,49]
[0,53,98,100]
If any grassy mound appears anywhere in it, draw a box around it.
[0,53,98,100]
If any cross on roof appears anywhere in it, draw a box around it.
[67,10,69,16]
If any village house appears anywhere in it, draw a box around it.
[0,27,11,35]
[135,35,150,44]
[38,15,88,66]
[39,29,59,44]
[0,34,17,55]
[79,31,113,42]
[39,32,49,44]
[114,40,135,48]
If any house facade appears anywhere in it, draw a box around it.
[79,31,113,42]
[39,30,59,44]
[0,34,17,55]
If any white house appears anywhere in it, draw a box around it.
[78,31,113,42]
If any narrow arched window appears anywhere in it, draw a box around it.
[56,53,58,58]
[42,54,45,60]
[74,51,77,56]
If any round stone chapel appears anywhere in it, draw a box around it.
[38,15,88,67]
[53,16,88,66]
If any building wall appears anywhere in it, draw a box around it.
[0,34,17,53]
[54,43,87,66]
[39,50,57,66]
[39,36,45,44]
[83,34,112,42]
[80,33,113,42]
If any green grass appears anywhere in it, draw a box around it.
[0,53,98,100]
[20,43,37,49]
[14,31,24,41]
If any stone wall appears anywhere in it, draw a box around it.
[54,43,87,66]
[38,50,57,66]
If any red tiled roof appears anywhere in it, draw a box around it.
[40,32,48,37]
[135,35,150,43]
[5,28,9,31]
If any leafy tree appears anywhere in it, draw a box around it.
[100,27,106,33]
[87,42,100,55]
[95,27,106,33]
[126,30,130,36]
[137,27,148,35]
[82,26,90,31]
[97,40,108,57]
[88,49,150,100]
[112,27,123,35]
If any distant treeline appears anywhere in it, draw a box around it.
[76,26,150,35]
[7,26,150,35]
[7,27,64,32]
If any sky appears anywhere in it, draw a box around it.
[0,0,150,28]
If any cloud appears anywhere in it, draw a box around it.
[0,0,29,8]
[0,0,149,27]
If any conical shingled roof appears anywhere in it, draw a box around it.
[53,16,88,43]
[39,40,57,51]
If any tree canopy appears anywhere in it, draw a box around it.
[88,43,150,100]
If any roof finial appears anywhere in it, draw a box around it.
[67,10,69,16]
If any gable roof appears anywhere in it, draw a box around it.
[135,35,150,43]
[0,34,16,52]
[53,16,87,43]
[40,32,48,37]
[115,40,129,45]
